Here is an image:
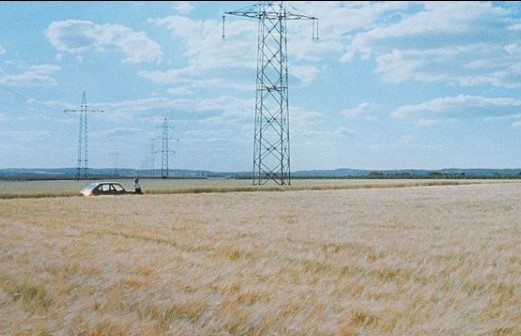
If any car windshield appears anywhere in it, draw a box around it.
[83,182,98,191]
[82,182,98,192]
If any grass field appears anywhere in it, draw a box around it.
[1,180,520,335]
[0,178,509,198]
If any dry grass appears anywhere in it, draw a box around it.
[1,181,521,335]
[0,178,509,199]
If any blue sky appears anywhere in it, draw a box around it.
[2,1,521,171]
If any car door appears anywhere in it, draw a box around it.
[112,183,126,194]
[98,183,111,195]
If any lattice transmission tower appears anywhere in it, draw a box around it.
[109,150,121,177]
[64,91,104,181]
[148,138,156,177]
[224,1,318,185]
[156,118,175,179]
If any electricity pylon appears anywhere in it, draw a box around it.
[109,150,121,177]
[156,118,175,179]
[64,91,104,181]
[149,138,156,177]
[224,1,318,185]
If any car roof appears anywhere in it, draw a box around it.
[84,181,124,189]
[90,181,122,185]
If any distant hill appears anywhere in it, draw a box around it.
[1,167,520,180]
[293,168,521,179]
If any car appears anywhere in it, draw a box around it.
[80,181,130,196]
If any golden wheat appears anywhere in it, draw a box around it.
[1,181,520,335]
[0,178,508,199]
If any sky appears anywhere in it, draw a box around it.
[2,1,521,172]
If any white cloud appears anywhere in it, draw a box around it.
[334,126,356,137]
[0,64,60,86]
[45,20,163,64]
[91,127,144,140]
[147,11,321,91]
[347,2,507,57]
[291,106,325,130]
[27,98,71,110]
[0,44,5,55]
[287,2,521,88]
[484,112,521,130]
[374,44,521,88]
[392,95,521,118]
[139,14,258,92]
[166,87,194,96]
[290,1,413,61]
[32,94,255,127]
[484,113,521,122]
[290,65,319,85]
[416,119,439,128]
[326,1,521,88]
[341,102,378,118]
[174,1,194,15]
[151,14,256,69]
[139,68,191,83]
[504,43,521,55]
[399,135,418,146]
[0,130,50,140]
[295,127,354,144]
[513,120,521,129]
[139,69,254,92]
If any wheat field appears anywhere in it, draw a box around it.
[0,178,505,199]
[1,181,520,335]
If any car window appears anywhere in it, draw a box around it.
[113,184,124,191]
[100,184,111,192]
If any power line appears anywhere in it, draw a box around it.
[0,84,58,113]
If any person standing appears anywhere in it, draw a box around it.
[133,178,142,194]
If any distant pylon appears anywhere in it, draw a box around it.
[64,91,104,181]
[224,1,318,186]
[149,138,156,177]
[156,118,175,179]
[109,150,121,177]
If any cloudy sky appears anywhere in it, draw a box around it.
[1,1,521,171]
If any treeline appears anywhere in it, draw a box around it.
[306,171,521,179]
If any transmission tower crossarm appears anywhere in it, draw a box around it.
[224,1,317,20]
[63,107,105,113]
[63,107,105,114]
[224,10,260,19]
[226,11,316,21]
[63,109,104,113]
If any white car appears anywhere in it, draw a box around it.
[80,181,130,196]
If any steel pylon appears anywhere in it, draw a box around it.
[64,91,104,181]
[156,118,175,179]
[225,1,317,185]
